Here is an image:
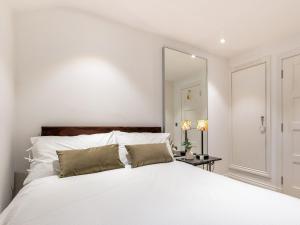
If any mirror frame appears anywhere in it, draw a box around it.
[162,46,209,152]
[162,46,208,147]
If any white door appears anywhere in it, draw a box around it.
[231,63,268,174]
[282,55,300,198]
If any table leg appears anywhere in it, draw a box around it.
[208,163,212,172]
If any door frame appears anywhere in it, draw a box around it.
[280,48,300,193]
[229,56,272,178]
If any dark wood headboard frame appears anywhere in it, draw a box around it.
[41,126,162,136]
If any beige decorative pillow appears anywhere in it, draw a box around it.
[125,143,173,168]
[57,144,124,178]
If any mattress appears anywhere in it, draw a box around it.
[1,161,300,225]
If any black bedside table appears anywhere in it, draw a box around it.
[176,156,222,172]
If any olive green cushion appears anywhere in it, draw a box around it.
[57,144,124,178]
[125,143,173,168]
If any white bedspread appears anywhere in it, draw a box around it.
[1,162,300,225]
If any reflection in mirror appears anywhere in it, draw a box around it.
[163,47,208,155]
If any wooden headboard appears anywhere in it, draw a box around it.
[41,126,162,136]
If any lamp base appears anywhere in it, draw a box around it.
[203,154,209,160]
[196,154,209,160]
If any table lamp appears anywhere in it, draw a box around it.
[197,120,209,159]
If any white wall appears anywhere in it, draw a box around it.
[13,7,230,174]
[229,34,300,190]
[0,0,14,210]
[207,57,229,173]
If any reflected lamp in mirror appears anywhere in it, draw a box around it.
[181,120,192,156]
[181,119,192,143]
[181,120,192,131]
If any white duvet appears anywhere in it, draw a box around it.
[1,162,300,225]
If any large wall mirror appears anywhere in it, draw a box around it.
[163,47,208,155]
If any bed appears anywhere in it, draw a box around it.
[1,127,300,225]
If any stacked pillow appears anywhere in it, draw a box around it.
[24,131,173,184]
[114,131,173,164]
[126,143,173,168]
[57,144,125,178]
[24,132,116,184]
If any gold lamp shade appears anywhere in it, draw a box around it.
[197,120,208,131]
[181,120,192,131]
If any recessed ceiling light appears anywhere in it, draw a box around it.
[220,38,226,44]
[191,55,196,58]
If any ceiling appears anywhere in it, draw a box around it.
[165,48,206,82]
[8,0,300,58]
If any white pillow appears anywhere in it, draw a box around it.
[30,132,116,161]
[114,131,173,164]
[24,132,116,185]
[24,161,57,185]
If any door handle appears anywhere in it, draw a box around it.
[260,116,264,126]
[260,116,266,133]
